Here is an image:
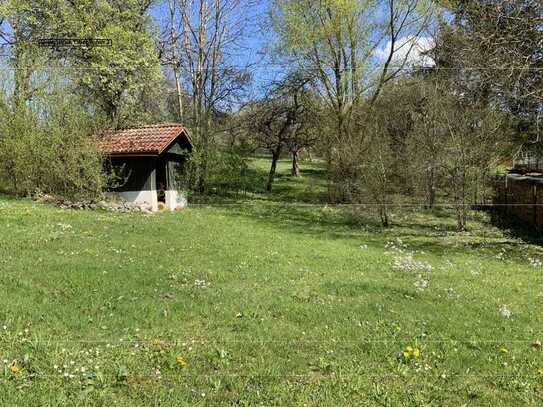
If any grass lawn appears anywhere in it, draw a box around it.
[2,158,543,405]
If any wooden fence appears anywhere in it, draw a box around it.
[492,173,543,230]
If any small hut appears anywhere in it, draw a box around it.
[98,123,192,211]
[512,141,543,174]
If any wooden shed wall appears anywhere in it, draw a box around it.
[110,157,156,192]
[493,175,543,230]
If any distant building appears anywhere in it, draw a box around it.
[98,123,192,211]
[512,141,543,174]
[493,140,543,230]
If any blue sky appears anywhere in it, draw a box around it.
[0,0,436,97]
[149,0,278,92]
[148,0,437,93]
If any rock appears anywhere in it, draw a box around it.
[34,192,155,214]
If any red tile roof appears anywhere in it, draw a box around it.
[97,123,191,155]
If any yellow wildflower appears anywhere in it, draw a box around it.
[413,348,421,358]
[9,360,18,374]
[176,356,189,368]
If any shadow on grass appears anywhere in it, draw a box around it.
[191,157,329,205]
[195,200,524,259]
[487,208,543,246]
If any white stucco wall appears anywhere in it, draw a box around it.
[117,190,158,211]
[109,190,187,212]
[165,190,177,210]
[165,190,188,210]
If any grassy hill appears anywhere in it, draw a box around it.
[2,158,543,405]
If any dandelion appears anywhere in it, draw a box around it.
[175,355,189,368]
[398,346,422,362]
[9,360,18,374]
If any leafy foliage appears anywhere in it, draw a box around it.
[0,99,105,199]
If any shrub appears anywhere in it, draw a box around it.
[0,103,106,200]
[177,149,249,197]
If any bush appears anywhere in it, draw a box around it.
[0,103,106,199]
[177,149,250,197]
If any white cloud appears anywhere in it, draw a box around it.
[375,35,435,68]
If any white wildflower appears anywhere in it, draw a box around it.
[392,253,433,273]
[194,279,210,288]
[499,304,512,319]
[528,257,542,268]
[414,274,429,291]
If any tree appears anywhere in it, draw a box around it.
[411,83,503,230]
[358,111,396,227]
[370,77,427,197]
[435,1,543,139]
[161,0,254,192]
[407,79,446,208]
[0,0,51,111]
[247,74,315,191]
[60,0,163,127]
[0,0,164,127]
[271,0,435,200]
[0,73,106,198]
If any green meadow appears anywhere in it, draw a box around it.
[1,158,543,405]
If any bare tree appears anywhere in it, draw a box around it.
[411,81,503,231]
[158,0,186,121]
[272,0,435,200]
[161,0,254,192]
[247,74,315,191]
[436,1,543,139]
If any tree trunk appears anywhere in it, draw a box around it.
[168,0,183,121]
[291,150,300,177]
[379,204,389,227]
[455,172,467,231]
[426,167,436,209]
[456,208,466,232]
[267,149,281,192]
[12,41,30,112]
[173,67,184,121]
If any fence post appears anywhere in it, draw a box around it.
[534,183,538,229]
[504,176,508,216]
